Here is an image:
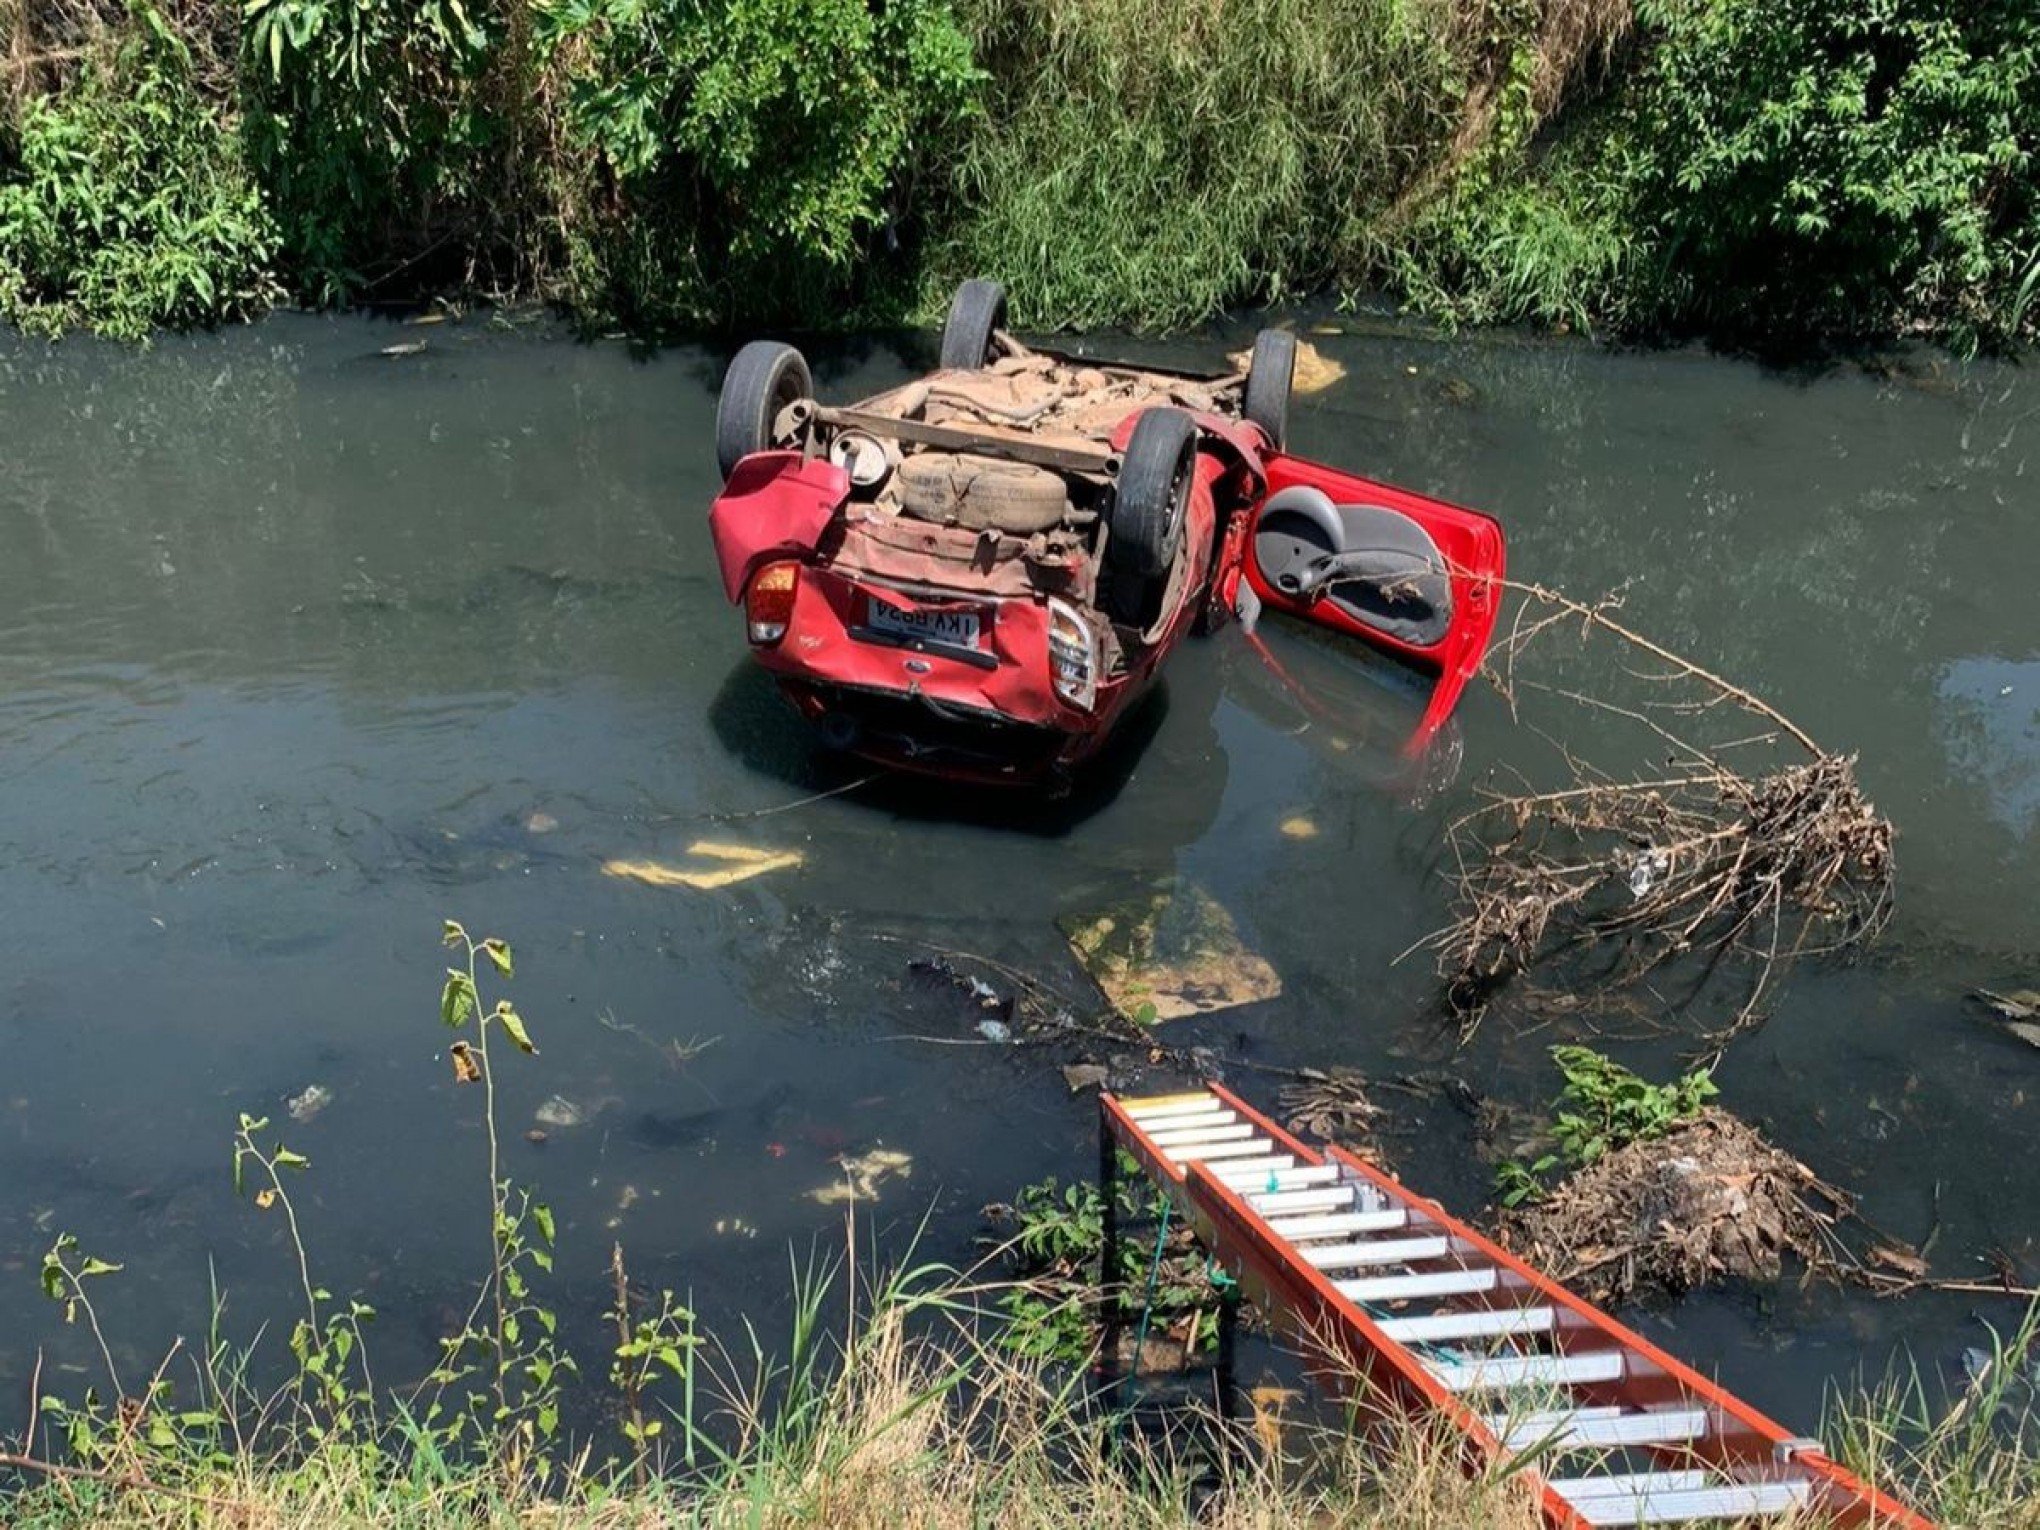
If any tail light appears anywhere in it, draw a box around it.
[746,562,799,644]
[1047,596,1098,711]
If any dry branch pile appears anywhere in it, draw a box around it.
[1503,1109,1854,1305]
[1427,582,1895,1046]
[1279,1070,1383,1151]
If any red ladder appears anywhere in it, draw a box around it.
[1103,1083,1931,1528]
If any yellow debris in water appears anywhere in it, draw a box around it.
[1290,339,1345,394]
[807,1147,914,1205]
[602,842,804,891]
[1229,336,1345,394]
[1250,1385,1301,1459]
[1279,816,1318,840]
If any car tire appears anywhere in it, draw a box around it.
[939,279,1008,371]
[1243,328,1295,451]
[1107,407,1197,583]
[716,341,812,482]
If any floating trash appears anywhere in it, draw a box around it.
[535,1095,586,1129]
[603,840,804,891]
[1279,815,1318,839]
[1228,337,1344,394]
[286,1084,332,1124]
[807,1146,913,1205]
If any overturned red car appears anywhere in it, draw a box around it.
[707,280,1506,787]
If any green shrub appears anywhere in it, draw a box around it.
[241,0,506,304]
[0,7,278,339]
[536,0,981,329]
[1627,0,2039,344]
[1496,1045,1718,1205]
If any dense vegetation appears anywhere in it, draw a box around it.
[2,1,2034,343]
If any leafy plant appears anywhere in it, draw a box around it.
[607,1241,700,1482]
[427,918,574,1466]
[1625,0,2040,347]
[535,0,981,328]
[232,1114,377,1437]
[986,1167,1215,1364]
[241,0,504,303]
[0,6,278,338]
[1546,1044,1718,1166]
[1497,1045,1718,1205]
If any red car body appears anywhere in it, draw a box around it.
[708,336,1504,788]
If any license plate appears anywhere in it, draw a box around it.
[865,599,983,650]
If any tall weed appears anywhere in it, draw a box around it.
[934,0,1465,329]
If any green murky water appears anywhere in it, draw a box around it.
[1,311,2033,1435]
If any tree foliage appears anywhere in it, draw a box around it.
[0,0,2032,344]
[1632,0,2039,343]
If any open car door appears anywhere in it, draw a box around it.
[1239,452,1505,752]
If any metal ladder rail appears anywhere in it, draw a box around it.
[1108,1087,1933,1530]
[1185,1126,1826,1529]
[1324,1135,1935,1530]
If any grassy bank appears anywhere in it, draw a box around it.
[5,1262,2039,1528]
[1,0,2034,346]
[1,927,2037,1527]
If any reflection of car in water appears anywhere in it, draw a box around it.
[706,279,1506,789]
[1222,614,1469,807]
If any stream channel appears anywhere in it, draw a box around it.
[1,310,2035,1444]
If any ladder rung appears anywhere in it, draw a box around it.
[1134,1109,1235,1134]
[1265,1210,1408,1241]
[1146,1122,1255,1149]
[1575,1481,1809,1526]
[1339,1267,1499,1303]
[1121,1093,1219,1120]
[1376,1305,1555,1345]
[1494,1407,1709,1453]
[1550,1471,1710,1501]
[1247,1186,1356,1215]
[1166,1139,1281,1163]
[1302,1235,1452,1270]
[1207,1160,1318,1189]
[1426,1350,1625,1393]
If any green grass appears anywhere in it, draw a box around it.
[5,1248,2037,1529]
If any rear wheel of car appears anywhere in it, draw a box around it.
[716,341,812,482]
[939,279,1008,371]
[1243,328,1296,450]
[1107,407,1197,584]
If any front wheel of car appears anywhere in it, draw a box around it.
[1107,407,1197,585]
[939,279,1008,370]
[716,341,813,482]
[1243,328,1296,451]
